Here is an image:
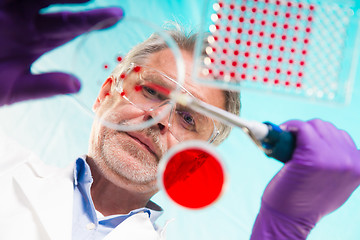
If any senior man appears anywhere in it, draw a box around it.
[1,0,360,240]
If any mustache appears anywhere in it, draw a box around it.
[117,119,166,158]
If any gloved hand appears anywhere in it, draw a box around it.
[251,119,360,240]
[0,0,124,106]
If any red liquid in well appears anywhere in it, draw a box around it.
[162,148,225,209]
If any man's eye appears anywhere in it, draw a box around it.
[178,111,195,126]
[143,86,157,96]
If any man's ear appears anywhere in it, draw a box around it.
[93,76,114,111]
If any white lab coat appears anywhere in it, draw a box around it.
[0,134,165,240]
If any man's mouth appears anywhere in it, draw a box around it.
[125,132,159,160]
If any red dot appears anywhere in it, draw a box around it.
[244,52,250,57]
[261,20,266,26]
[234,50,239,55]
[248,30,254,35]
[254,65,258,70]
[283,24,289,29]
[287,70,292,75]
[278,57,283,62]
[208,69,213,74]
[210,58,215,63]
[298,3,303,8]
[212,47,217,52]
[219,2,223,7]
[241,6,246,11]
[120,73,126,79]
[219,71,224,76]
[306,28,311,33]
[252,76,257,81]
[287,2,292,7]
[282,35,287,40]
[308,16,313,22]
[263,9,268,14]
[214,36,218,41]
[265,66,270,71]
[270,33,275,38]
[241,74,246,79]
[250,19,255,24]
[257,43,262,48]
[103,64,109,69]
[222,49,227,54]
[280,46,285,51]
[276,0,281,5]
[117,56,122,62]
[263,77,269,83]
[272,22,277,27]
[304,39,309,44]
[268,44,273,50]
[216,25,220,30]
[274,11,279,16]
[235,39,241,45]
[302,50,307,55]
[256,54,260,59]
[239,17,244,22]
[310,5,315,11]
[230,72,236,78]
[295,26,299,31]
[134,66,141,72]
[298,72,303,77]
[226,26,231,32]
[252,7,257,13]
[246,41,251,46]
[221,60,226,65]
[259,31,264,36]
[230,4,235,10]
[217,13,222,19]
[228,15,233,21]
[297,15,301,20]
[293,37,297,42]
[274,79,280,84]
[267,55,272,60]
[276,68,281,74]
[134,85,142,92]
[285,13,291,18]
[285,81,290,86]
[289,59,294,64]
[300,61,305,66]
[296,82,302,88]
[232,61,237,67]
[243,63,248,68]
[120,91,126,96]
[237,28,243,33]
[224,37,229,43]
[291,48,295,53]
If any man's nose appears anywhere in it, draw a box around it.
[143,105,171,134]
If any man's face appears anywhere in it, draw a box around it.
[88,48,226,194]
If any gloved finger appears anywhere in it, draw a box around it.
[307,119,357,148]
[280,119,317,141]
[35,7,124,39]
[34,0,89,10]
[9,72,81,104]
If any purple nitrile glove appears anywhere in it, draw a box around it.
[251,119,360,240]
[0,0,124,106]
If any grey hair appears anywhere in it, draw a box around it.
[111,26,241,145]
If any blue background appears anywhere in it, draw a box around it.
[0,0,359,239]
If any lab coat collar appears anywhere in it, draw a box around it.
[13,161,74,240]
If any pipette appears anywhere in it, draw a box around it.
[148,82,296,163]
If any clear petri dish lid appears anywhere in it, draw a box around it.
[71,16,185,132]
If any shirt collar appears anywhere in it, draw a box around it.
[73,156,163,221]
